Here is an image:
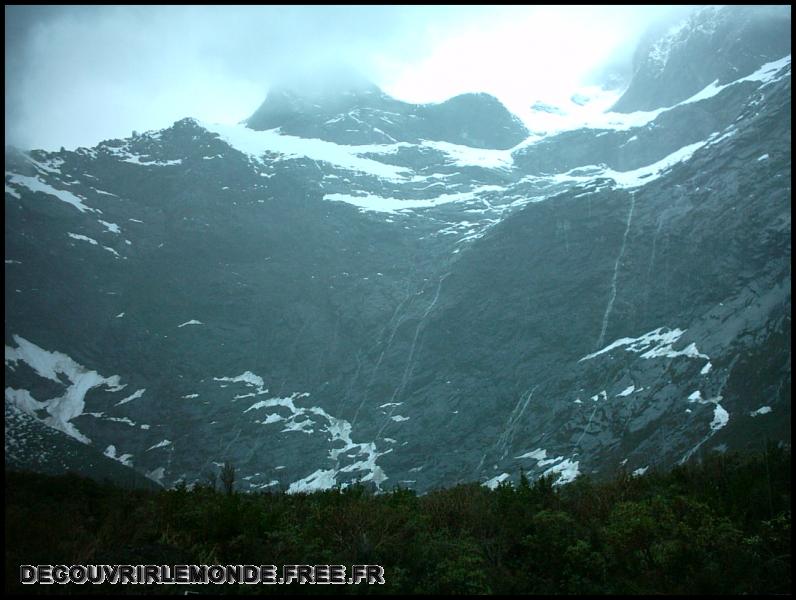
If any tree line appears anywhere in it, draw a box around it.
[5,444,790,594]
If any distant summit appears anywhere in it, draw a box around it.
[244,79,405,137]
[245,78,528,149]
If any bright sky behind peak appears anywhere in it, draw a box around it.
[5,5,689,151]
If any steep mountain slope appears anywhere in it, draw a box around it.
[5,5,791,492]
[382,75,791,487]
[612,4,791,112]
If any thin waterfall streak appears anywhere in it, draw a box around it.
[376,273,450,438]
[350,291,414,428]
[498,385,537,459]
[575,404,600,449]
[596,192,636,349]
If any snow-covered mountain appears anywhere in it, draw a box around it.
[4,5,791,492]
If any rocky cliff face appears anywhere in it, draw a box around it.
[612,5,791,112]
[4,5,791,492]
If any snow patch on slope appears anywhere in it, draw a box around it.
[215,371,390,493]
[617,385,636,397]
[5,335,127,443]
[483,473,511,489]
[7,174,95,213]
[146,439,172,451]
[214,371,266,389]
[203,121,519,182]
[324,187,498,214]
[544,458,580,485]
[710,404,729,431]
[104,445,133,467]
[178,320,204,328]
[515,448,548,461]
[580,326,710,365]
[68,232,98,245]
[116,388,146,406]
[202,122,410,181]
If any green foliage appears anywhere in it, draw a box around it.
[4,447,791,595]
[220,461,236,495]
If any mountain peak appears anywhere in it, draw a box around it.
[244,72,393,133]
[244,82,527,149]
[612,5,791,112]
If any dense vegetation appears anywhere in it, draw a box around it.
[5,446,790,595]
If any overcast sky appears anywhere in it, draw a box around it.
[5,5,690,151]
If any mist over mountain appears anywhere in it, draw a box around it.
[246,83,528,149]
[612,5,791,112]
[4,5,791,495]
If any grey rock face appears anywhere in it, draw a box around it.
[612,5,791,113]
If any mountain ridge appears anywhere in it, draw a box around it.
[612,4,791,112]
[4,5,791,493]
[245,81,529,149]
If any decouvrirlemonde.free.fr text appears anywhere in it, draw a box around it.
[21,564,385,585]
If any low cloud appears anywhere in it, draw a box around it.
[6,5,687,151]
